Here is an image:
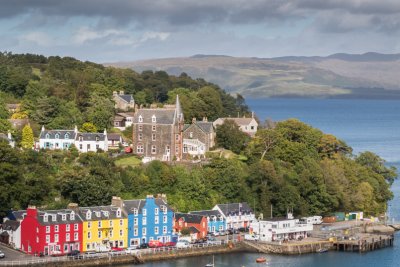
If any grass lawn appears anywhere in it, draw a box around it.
[115,156,141,167]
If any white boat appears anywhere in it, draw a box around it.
[205,255,215,267]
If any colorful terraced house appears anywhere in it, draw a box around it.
[190,210,226,234]
[75,203,128,252]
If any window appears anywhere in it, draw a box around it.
[62,214,66,221]
[86,211,91,220]
[134,228,138,236]
[134,218,138,226]
[251,126,255,130]
[142,217,147,225]
[96,144,99,150]
[79,144,83,150]
[138,125,143,131]
[109,220,113,227]
[79,136,83,142]
[88,222,91,228]
[98,221,102,228]
[175,145,179,154]
[45,133,50,139]
[55,133,59,139]
[142,209,147,216]
[152,115,156,123]
[87,232,91,239]
[55,225,59,232]
[98,231,102,238]
[155,208,159,215]
[155,227,159,235]
[65,133,69,139]
[64,244,68,252]
[70,212,75,220]
[87,144,90,150]
[52,215,56,222]
[117,209,121,217]
[151,145,156,154]
[74,224,78,231]
[66,233,70,242]
[138,115,143,122]
[183,144,188,153]
[152,133,156,141]
[36,227,39,233]
[120,219,123,226]
[142,228,146,236]
[109,230,113,237]
[163,216,167,223]
[189,132,193,138]
[138,133,143,141]
[152,125,156,131]
[46,235,50,243]
[66,224,70,232]
[176,134,180,141]
[54,234,59,242]
[155,216,159,224]
[134,209,138,216]
[119,230,123,237]
[46,226,50,233]
[95,136,99,142]
[136,145,144,154]
[163,226,167,234]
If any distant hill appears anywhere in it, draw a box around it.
[107,52,400,98]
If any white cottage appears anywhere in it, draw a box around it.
[213,116,258,137]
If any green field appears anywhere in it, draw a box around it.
[115,156,142,167]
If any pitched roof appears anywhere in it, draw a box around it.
[215,203,253,217]
[189,226,200,233]
[118,94,134,103]
[190,210,223,218]
[133,109,177,125]
[40,130,76,140]
[1,220,20,231]
[117,112,135,118]
[78,206,126,221]
[107,133,122,141]
[10,210,26,221]
[215,117,257,126]
[175,213,204,224]
[36,209,83,225]
[123,197,173,214]
[113,116,125,122]
[76,133,106,141]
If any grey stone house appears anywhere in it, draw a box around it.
[182,118,215,159]
[113,91,135,111]
[132,96,184,161]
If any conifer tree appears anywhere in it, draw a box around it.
[21,124,34,149]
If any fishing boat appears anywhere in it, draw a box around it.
[316,248,328,253]
[256,256,267,263]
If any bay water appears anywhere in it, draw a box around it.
[124,98,400,267]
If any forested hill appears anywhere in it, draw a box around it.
[0,52,249,133]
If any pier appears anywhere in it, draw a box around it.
[333,234,394,253]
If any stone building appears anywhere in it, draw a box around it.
[113,91,135,111]
[182,118,215,159]
[132,96,184,161]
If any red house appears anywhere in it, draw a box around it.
[21,206,83,256]
[173,213,207,239]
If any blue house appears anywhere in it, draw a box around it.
[122,195,175,247]
[190,210,225,234]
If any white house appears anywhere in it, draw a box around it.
[39,126,108,152]
[213,115,258,137]
[212,203,255,230]
[249,213,313,242]
[75,130,108,153]
[0,218,21,249]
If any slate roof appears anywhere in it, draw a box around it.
[75,133,106,141]
[123,197,173,215]
[215,118,256,126]
[78,206,126,222]
[189,226,200,233]
[107,133,122,141]
[133,109,177,125]
[175,213,204,224]
[10,210,26,221]
[117,112,135,118]
[36,209,83,225]
[190,210,223,218]
[40,130,76,140]
[215,203,253,217]
[117,94,134,103]
[1,220,20,231]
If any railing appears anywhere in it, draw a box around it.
[0,239,241,266]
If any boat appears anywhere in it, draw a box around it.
[316,248,328,253]
[256,257,267,263]
[205,255,215,267]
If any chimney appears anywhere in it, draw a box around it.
[27,205,38,217]
[156,194,167,202]
[252,112,254,118]
[113,91,117,96]
[146,195,154,199]
[104,128,107,135]
[203,117,208,122]
[7,131,12,140]
[119,90,124,95]
[41,125,45,132]
[67,203,79,212]
[111,196,123,208]
[192,118,196,124]
[74,125,78,133]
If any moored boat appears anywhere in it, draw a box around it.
[256,257,267,263]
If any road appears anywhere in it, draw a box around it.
[0,243,34,261]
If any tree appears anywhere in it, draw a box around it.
[0,100,9,119]
[216,120,250,154]
[0,119,12,133]
[86,92,114,130]
[21,125,34,149]
[80,122,98,133]
[356,152,397,185]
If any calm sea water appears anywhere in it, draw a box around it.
[124,99,400,267]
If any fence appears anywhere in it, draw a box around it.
[0,239,240,266]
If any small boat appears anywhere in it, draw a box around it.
[316,248,328,253]
[256,257,267,263]
[205,255,215,267]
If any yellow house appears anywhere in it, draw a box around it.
[78,205,128,252]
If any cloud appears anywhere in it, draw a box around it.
[20,32,54,46]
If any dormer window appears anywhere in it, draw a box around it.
[70,212,75,220]
[52,215,56,222]
[86,211,91,220]
[103,211,109,217]
[44,215,48,222]
[152,115,156,123]
[133,208,138,216]
[45,133,50,139]
[95,136,99,142]
[55,133,60,139]
[96,211,101,217]
[79,136,83,142]
[65,133,69,139]
[138,115,143,123]
[116,209,121,218]
[62,214,66,221]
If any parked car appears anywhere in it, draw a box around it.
[149,240,164,248]
[138,243,149,249]
[176,240,191,248]
[125,247,138,254]
[51,250,63,257]
[111,247,124,251]
[0,250,5,259]
[66,250,80,257]
[206,237,220,245]
[164,242,177,247]
[84,251,98,258]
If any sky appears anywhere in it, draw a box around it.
[1,0,400,63]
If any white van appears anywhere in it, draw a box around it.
[176,240,191,248]
[300,216,322,225]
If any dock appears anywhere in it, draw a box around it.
[333,234,394,253]
[243,240,333,255]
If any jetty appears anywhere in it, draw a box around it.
[333,234,394,253]
[243,240,332,255]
